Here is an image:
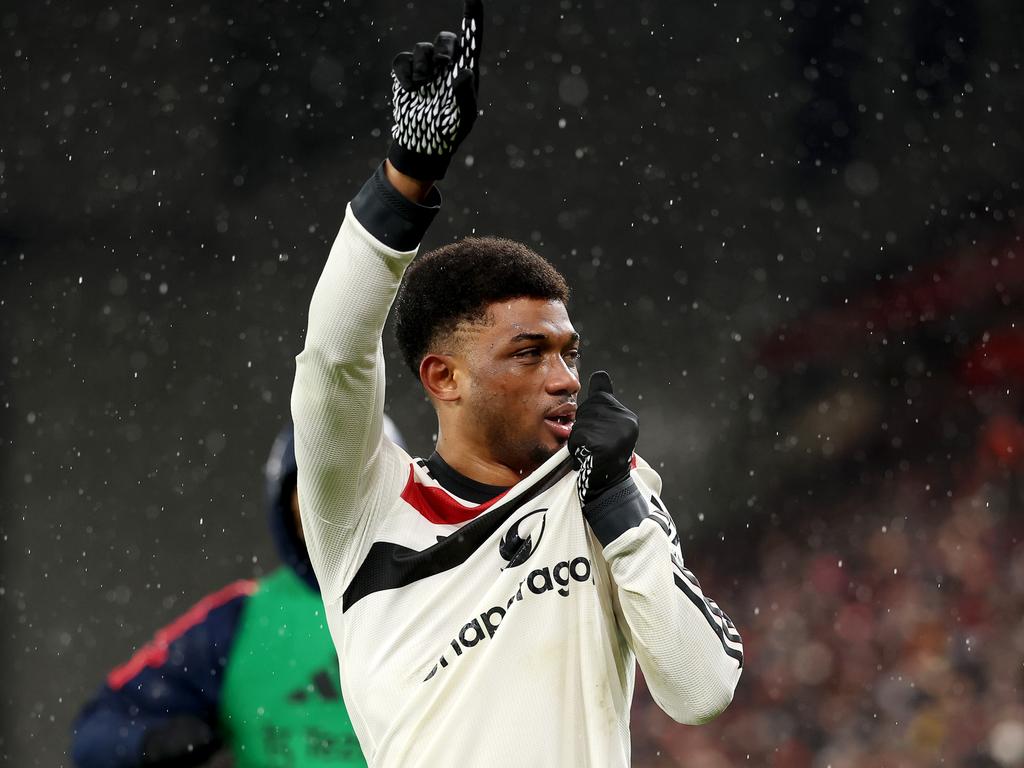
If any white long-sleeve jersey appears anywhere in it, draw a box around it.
[291,169,743,767]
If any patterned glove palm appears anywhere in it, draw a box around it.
[387,0,483,181]
[570,371,640,505]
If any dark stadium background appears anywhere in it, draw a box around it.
[3,0,1023,764]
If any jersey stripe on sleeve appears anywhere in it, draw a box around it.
[672,573,745,666]
[645,493,744,666]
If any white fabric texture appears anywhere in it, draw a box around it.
[291,207,743,767]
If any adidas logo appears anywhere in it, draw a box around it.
[288,669,339,703]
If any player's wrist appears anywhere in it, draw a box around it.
[351,163,441,251]
[580,475,647,547]
[384,158,438,203]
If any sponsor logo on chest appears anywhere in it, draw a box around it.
[423,508,593,682]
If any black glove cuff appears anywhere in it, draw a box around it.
[582,476,648,547]
[351,163,441,251]
[387,141,455,182]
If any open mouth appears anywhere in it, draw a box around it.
[544,407,576,440]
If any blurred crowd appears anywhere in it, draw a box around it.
[633,462,1024,767]
[632,226,1024,767]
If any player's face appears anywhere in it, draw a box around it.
[459,298,581,474]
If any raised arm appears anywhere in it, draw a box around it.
[290,0,482,602]
[570,372,743,723]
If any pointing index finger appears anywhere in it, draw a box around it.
[463,0,483,29]
[459,0,483,76]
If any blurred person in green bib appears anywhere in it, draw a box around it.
[72,418,405,767]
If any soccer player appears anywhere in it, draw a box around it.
[71,419,404,768]
[290,1,744,765]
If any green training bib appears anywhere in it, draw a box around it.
[220,567,366,767]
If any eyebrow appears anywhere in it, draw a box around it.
[509,331,581,344]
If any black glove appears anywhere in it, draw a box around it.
[140,715,221,767]
[570,371,639,504]
[387,0,483,181]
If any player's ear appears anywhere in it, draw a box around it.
[420,353,461,402]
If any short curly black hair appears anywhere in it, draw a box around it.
[393,236,570,375]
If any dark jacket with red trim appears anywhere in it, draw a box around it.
[70,421,404,767]
[72,579,257,767]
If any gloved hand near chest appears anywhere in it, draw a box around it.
[570,371,639,502]
[569,372,649,546]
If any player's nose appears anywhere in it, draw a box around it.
[546,356,581,397]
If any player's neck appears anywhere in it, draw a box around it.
[425,452,508,503]
[434,433,530,488]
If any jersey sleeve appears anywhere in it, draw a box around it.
[291,164,440,603]
[70,580,255,768]
[584,459,743,725]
